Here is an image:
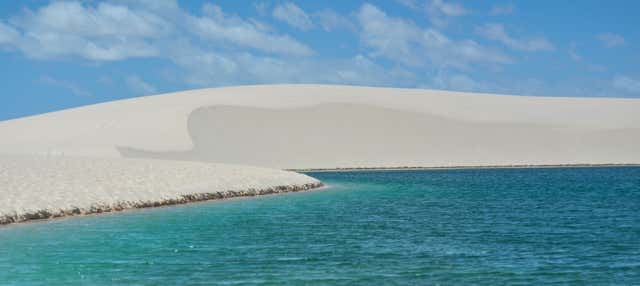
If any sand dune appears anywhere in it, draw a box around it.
[0,156,321,225]
[1,84,638,224]
[0,84,639,169]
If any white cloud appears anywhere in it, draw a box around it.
[2,1,425,90]
[172,43,415,88]
[597,33,625,48]
[490,4,514,16]
[357,4,510,69]
[396,0,468,26]
[190,4,313,56]
[427,0,469,26]
[396,0,420,10]
[1,0,591,97]
[328,55,416,86]
[15,1,171,37]
[429,0,468,16]
[567,43,606,72]
[447,74,481,91]
[1,1,319,87]
[314,9,355,32]
[126,75,157,95]
[272,2,313,31]
[0,21,19,45]
[5,1,169,60]
[98,75,114,85]
[476,23,554,52]
[612,75,640,93]
[431,72,485,92]
[253,2,269,16]
[568,47,582,62]
[1,1,312,61]
[38,76,90,96]
[110,0,180,14]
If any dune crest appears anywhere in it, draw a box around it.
[1,84,636,169]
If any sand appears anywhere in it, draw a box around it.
[1,84,638,224]
[1,84,637,169]
[0,155,322,225]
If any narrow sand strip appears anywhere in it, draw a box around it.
[292,164,640,172]
[0,156,322,225]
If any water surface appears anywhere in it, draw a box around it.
[1,167,639,285]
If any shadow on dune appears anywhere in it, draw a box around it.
[117,103,640,169]
[118,103,441,167]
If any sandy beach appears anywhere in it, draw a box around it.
[0,156,321,225]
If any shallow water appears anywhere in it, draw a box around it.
[1,167,639,285]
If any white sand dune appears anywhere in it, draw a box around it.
[0,156,321,225]
[1,84,638,224]
[1,84,638,169]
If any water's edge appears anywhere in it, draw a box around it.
[290,163,640,172]
[0,182,324,226]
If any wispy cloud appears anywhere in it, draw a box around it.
[191,3,313,56]
[314,9,356,32]
[489,4,514,16]
[476,23,554,52]
[568,44,582,62]
[428,0,468,16]
[397,0,468,26]
[1,1,313,61]
[7,1,168,60]
[358,4,510,69]
[567,43,606,72]
[395,0,419,9]
[0,21,19,45]
[173,45,415,87]
[272,2,313,31]
[126,75,157,96]
[427,0,469,26]
[432,72,486,92]
[612,75,640,93]
[597,33,625,48]
[0,0,631,99]
[253,2,269,16]
[38,75,90,96]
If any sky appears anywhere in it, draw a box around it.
[0,0,639,120]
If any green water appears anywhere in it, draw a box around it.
[1,167,639,285]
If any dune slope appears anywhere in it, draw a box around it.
[1,84,639,169]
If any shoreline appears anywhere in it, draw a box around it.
[292,163,640,172]
[0,156,324,227]
[0,182,324,226]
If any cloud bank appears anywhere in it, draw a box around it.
[0,0,633,98]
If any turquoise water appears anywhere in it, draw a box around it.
[1,167,639,285]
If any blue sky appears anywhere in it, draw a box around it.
[0,0,638,120]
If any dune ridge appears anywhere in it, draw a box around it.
[1,84,638,169]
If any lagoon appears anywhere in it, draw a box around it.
[1,167,639,285]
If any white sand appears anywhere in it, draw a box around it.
[0,84,637,224]
[1,84,637,169]
[0,156,321,225]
